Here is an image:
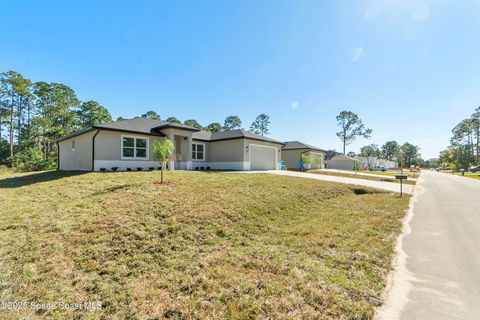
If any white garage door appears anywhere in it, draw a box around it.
[250,145,276,170]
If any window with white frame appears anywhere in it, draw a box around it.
[122,136,148,159]
[192,143,205,161]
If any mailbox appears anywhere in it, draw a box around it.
[395,174,408,197]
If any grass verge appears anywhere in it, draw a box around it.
[308,170,417,185]
[0,170,409,319]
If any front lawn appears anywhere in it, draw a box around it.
[0,170,409,319]
[355,170,419,179]
[455,172,480,179]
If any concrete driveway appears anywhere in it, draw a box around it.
[265,170,414,194]
[377,171,480,319]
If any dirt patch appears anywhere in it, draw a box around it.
[153,181,174,186]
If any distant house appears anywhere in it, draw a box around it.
[56,117,283,171]
[358,157,398,170]
[325,154,361,170]
[282,141,326,170]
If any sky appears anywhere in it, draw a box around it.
[2,0,480,159]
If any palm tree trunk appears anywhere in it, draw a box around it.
[161,167,164,184]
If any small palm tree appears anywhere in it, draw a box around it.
[153,139,176,183]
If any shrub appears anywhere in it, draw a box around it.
[149,167,155,171]
[100,168,107,172]
[137,167,143,171]
[13,148,56,172]
[111,167,119,172]
[126,168,132,171]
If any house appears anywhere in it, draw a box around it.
[281,141,326,170]
[357,157,398,170]
[325,154,361,170]
[56,117,284,171]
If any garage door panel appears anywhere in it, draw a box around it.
[250,145,276,170]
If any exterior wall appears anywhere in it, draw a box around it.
[282,149,325,170]
[325,160,356,170]
[192,138,282,170]
[282,149,308,169]
[95,130,164,161]
[93,130,164,171]
[58,130,96,171]
[192,139,247,170]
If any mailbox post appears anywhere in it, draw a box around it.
[395,174,408,197]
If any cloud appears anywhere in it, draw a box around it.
[351,47,363,63]
[291,101,299,110]
[412,5,430,22]
[364,0,383,19]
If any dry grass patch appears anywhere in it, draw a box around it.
[0,171,409,319]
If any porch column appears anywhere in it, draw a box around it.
[187,135,193,170]
[167,131,175,170]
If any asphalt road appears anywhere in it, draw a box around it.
[377,171,480,319]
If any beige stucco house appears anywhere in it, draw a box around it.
[56,117,283,171]
[325,154,361,170]
[281,141,326,170]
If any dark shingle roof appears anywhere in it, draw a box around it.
[96,117,200,133]
[192,129,283,144]
[282,141,326,152]
[56,117,200,142]
[57,118,282,145]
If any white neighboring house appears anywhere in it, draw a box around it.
[358,157,398,170]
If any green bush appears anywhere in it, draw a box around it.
[13,148,56,172]
[0,139,10,166]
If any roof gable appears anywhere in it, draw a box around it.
[192,129,283,144]
[282,141,326,152]
[56,117,200,142]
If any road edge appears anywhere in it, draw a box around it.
[375,175,426,320]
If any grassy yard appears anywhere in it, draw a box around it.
[455,172,480,179]
[308,170,417,185]
[355,170,419,179]
[0,170,409,319]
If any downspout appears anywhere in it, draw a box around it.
[56,142,60,170]
[91,130,99,171]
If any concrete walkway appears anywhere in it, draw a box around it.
[235,170,414,194]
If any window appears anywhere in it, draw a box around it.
[72,140,75,150]
[122,136,148,159]
[192,143,205,161]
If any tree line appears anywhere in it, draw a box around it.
[0,70,272,170]
[131,112,271,136]
[0,70,112,170]
[438,107,480,170]
[335,110,422,166]
[348,141,421,167]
